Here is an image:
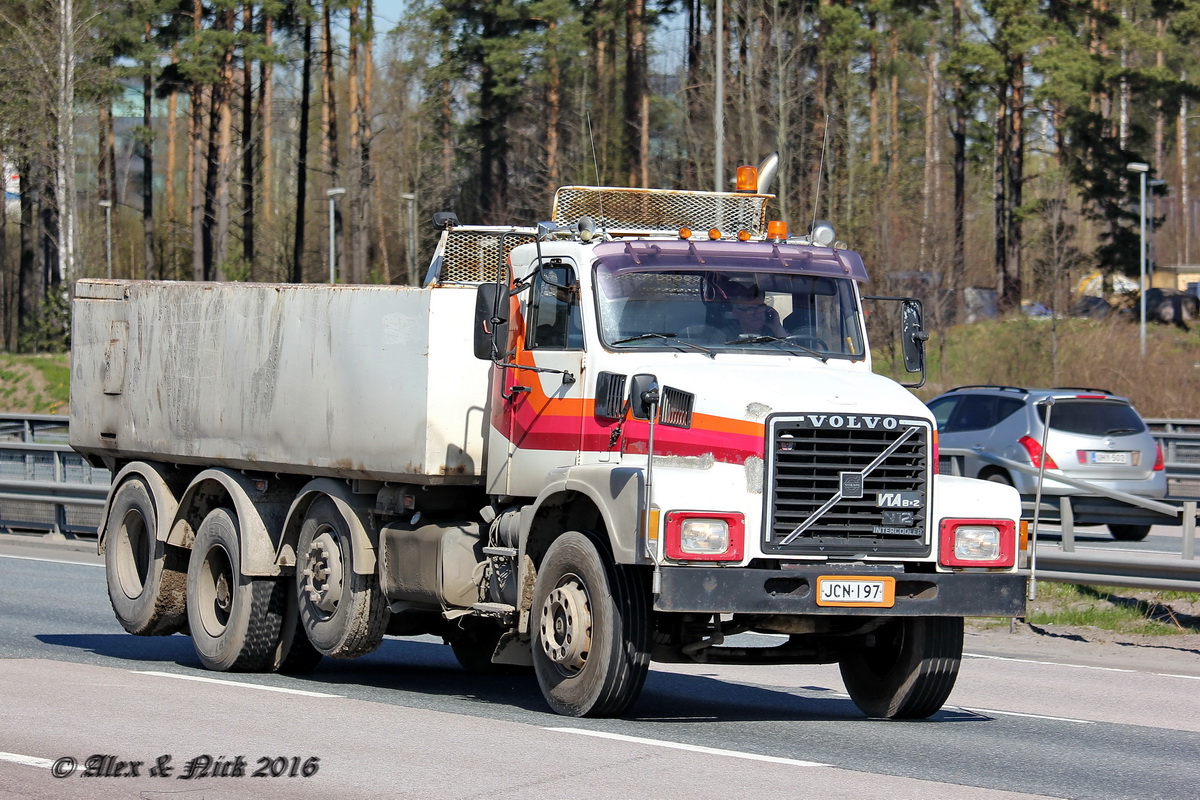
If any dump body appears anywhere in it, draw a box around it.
[70,279,488,484]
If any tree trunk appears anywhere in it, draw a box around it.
[347,1,366,283]
[993,81,1009,305]
[868,14,879,167]
[260,11,274,222]
[950,0,966,321]
[546,19,561,191]
[1180,75,1191,266]
[241,3,255,275]
[191,0,206,281]
[920,39,938,264]
[364,0,388,282]
[209,6,236,280]
[17,165,38,350]
[321,0,342,279]
[1001,55,1024,311]
[624,0,648,187]
[55,0,76,285]
[167,53,178,279]
[292,11,313,284]
[142,23,157,280]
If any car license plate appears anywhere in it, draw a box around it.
[1089,451,1129,465]
[816,576,896,608]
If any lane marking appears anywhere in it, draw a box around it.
[965,652,1200,680]
[134,671,342,698]
[955,707,1094,725]
[0,553,103,568]
[548,727,830,767]
[0,752,53,769]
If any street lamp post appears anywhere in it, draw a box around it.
[326,187,346,284]
[1127,162,1149,357]
[98,199,113,279]
[400,192,417,285]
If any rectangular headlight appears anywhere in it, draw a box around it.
[938,519,1016,568]
[665,512,744,561]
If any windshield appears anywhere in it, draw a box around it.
[594,263,865,358]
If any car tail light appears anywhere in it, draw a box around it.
[939,519,1016,568]
[1019,435,1058,469]
[665,512,744,561]
[1153,442,1164,471]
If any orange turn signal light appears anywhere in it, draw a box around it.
[679,227,693,239]
[767,220,788,240]
[708,228,722,240]
[736,229,751,241]
[736,165,758,192]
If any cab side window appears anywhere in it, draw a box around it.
[526,265,583,350]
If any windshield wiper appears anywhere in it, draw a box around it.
[724,334,828,362]
[1105,427,1139,435]
[612,332,714,357]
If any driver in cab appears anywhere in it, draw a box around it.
[725,283,787,338]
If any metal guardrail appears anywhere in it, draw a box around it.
[2,414,1198,590]
[941,445,1199,592]
[1145,418,1200,487]
[0,414,107,537]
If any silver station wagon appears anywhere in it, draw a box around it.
[927,386,1166,540]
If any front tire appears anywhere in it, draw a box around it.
[839,616,963,719]
[530,531,650,717]
[1109,524,1151,541]
[295,498,388,658]
[104,477,187,636]
[186,508,284,672]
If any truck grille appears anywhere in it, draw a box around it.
[763,414,931,557]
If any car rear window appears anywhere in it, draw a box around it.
[1037,400,1146,436]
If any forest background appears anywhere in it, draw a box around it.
[0,0,1198,361]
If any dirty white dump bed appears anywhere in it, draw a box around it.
[70,279,489,484]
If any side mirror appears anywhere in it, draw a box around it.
[474,283,507,361]
[901,300,928,375]
[862,295,927,389]
[629,373,659,420]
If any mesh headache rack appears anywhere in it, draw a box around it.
[552,186,772,237]
[426,226,537,284]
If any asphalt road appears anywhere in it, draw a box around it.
[1,534,1198,800]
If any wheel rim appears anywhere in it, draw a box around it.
[114,509,151,599]
[197,542,235,638]
[538,573,592,676]
[301,527,344,619]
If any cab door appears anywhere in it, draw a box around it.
[494,262,586,498]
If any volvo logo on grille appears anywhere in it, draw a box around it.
[801,414,899,430]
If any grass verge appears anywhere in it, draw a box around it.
[1026,582,1200,636]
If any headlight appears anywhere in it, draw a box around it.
[938,519,1016,568]
[665,512,744,561]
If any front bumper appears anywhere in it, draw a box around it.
[654,565,1027,617]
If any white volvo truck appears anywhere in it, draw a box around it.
[71,169,1025,718]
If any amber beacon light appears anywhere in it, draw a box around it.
[735,165,758,192]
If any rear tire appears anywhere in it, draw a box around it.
[984,471,1013,486]
[104,477,187,636]
[295,498,388,658]
[839,616,963,719]
[530,531,650,717]
[1109,524,1151,542]
[186,508,283,672]
[272,576,324,675]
